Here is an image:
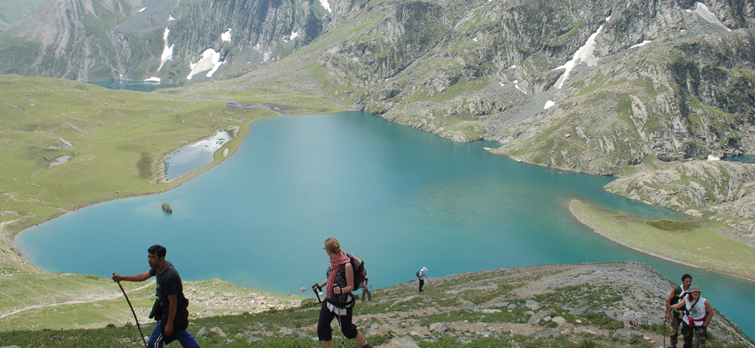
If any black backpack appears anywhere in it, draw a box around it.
[346,253,366,289]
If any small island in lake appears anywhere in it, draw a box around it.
[162,203,173,214]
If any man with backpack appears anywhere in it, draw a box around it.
[417,267,427,292]
[665,274,692,348]
[112,245,199,348]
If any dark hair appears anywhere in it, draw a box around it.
[681,274,692,282]
[148,244,167,258]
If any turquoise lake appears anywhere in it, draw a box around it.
[87,81,176,92]
[15,112,755,338]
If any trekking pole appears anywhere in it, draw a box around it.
[114,274,148,348]
[663,312,668,348]
[312,284,322,303]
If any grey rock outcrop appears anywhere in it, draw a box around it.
[606,160,755,245]
[622,310,649,330]
[612,328,643,341]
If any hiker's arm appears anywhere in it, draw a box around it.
[665,289,675,319]
[335,263,355,294]
[703,301,714,327]
[112,272,151,282]
[165,294,177,336]
[669,298,686,310]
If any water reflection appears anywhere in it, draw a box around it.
[163,130,235,181]
[86,81,176,92]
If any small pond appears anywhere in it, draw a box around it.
[163,130,235,181]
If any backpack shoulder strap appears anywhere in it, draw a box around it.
[685,298,700,317]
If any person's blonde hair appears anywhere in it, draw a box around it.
[324,238,341,254]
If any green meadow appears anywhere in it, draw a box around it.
[0,75,283,237]
[0,74,334,331]
[569,199,755,280]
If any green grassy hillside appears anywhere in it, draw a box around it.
[0,75,278,244]
[0,263,752,348]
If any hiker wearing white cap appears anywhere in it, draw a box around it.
[665,274,693,348]
[669,285,714,348]
[416,267,427,292]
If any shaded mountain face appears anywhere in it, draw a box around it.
[2,0,755,175]
[0,0,357,81]
[0,0,49,31]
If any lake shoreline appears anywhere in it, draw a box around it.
[9,112,271,272]
[568,199,755,283]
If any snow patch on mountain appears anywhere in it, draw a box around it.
[553,20,606,89]
[319,0,331,13]
[187,49,224,80]
[631,40,652,48]
[544,100,556,109]
[687,2,731,31]
[221,28,232,42]
[158,28,174,71]
[290,31,299,40]
[139,7,146,13]
[144,77,161,82]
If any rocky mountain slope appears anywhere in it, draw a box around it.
[312,0,755,175]
[0,0,354,81]
[0,0,48,31]
[605,160,755,246]
[190,0,755,176]
[2,0,755,176]
[0,262,752,347]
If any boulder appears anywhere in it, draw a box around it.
[456,298,475,310]
[574,327,597,335]
[612,328,643,341]
[429,323,447,333]
[622,310,649,329]
[603,309,624,321]
[196,327,210,337]
[569,301,592,316]
[210,327,227,337]
[525,299,541,310]
[378,336,420,348]
[528,309,555,324]
[552,316,567,326]
[532,328,560,339]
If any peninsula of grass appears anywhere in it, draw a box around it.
[569,199,755,281]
